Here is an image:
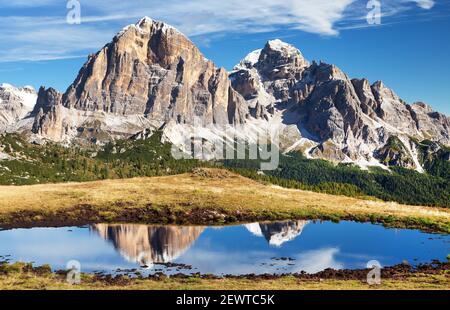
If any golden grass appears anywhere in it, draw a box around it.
[1,272,449,290]
[0,168,449,231]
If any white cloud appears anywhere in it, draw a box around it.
[0,0,441,62]
[177,247,344,275]
[0,16,113,62]
[0,0,57,7]
[409,0,435,10]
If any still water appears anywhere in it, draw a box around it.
[0,221,448,276]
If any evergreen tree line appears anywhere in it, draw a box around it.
[0,133,209,185]
[223,152,450,207]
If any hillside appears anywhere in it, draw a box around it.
[0,167,449,232]
[1,132,449,208]
[0,132,203,185]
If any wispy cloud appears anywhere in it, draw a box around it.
[410,0,435,10]
[0,16,112,62]
[0,0,57,8]
[0,0,443,62]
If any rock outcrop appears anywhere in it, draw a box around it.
[409,102,450,144]
[31,87,66,141]
[374,136,416,168]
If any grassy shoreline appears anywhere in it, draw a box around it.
[0,169,449,232]
[0,261,449,290]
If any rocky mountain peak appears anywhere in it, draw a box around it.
[263,39,306,62]
[256,39,309,80]
[136,16,155,28]
[113,16,201,69]
[117,17,182,38]
[31,17,249,143]
[370,80,402,103]
[230,39,311,108]
[230,38,449,167]
[233,39,309,80]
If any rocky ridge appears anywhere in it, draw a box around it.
[230,41,449,170]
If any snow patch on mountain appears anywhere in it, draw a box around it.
[0,83,37,132]
[267,39,300,54]
[234,49,262,71]
[117,16,186,41]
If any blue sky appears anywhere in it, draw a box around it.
[0,0,449,114]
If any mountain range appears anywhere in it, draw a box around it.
[1,17,449,171]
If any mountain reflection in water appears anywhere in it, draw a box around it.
[245,220,308,246]
[91,221,307,266]
[91,224,205,266]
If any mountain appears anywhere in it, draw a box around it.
[0,84,37,132]
[31,17,247,145]
[3,17,449,171]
